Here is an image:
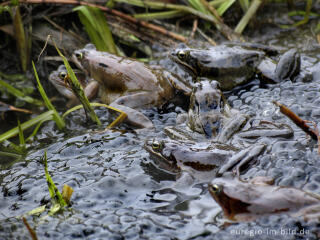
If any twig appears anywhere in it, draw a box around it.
[304,120,320,154]
[22,217,38,240]
[43,16,87,43]
[14,0,187,42]
[0,101,32,114]
[196,28,216,46]
[37,34,50,61]
[273,101,318,141]
[199,0,223,23]
[114,0,241,41]
[274,100,320,154]
[190,18,198,39]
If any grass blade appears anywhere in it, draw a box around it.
[189,0,209,14]
[74,6,117,54]
[0,79,42,106]
[22,217,38,240]
[0,110,54,143]
[134,10,184,20]
[62,102,127,129]
[234,0,262,34]
[0,150,22,159]
[52,42,101,125]
[32,62,65,130]
[10,6,29,72]
[115,0,240,40]
[293,0,312,27]
[25,118,51,142]
[17,119,25,147]
[43,151,67,207]
[239,0,250,12]
[217,0,236,16]
[62,185,74,205]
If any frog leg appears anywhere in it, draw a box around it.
[237,121,294,139]
[249,176,274,185]
[217,114,247,142]
[274,49,301,81]
[108,92,159,128]
[257,57,277,82]
[169,76,192,96]
[109,102,154,129]
[67,80,99,107]
[112,92,159,109]
[258,49,301,82]
[294,204,320,221]
[84,80,99,100]
[218,144,265,177]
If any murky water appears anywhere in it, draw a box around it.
[1,21,320,239]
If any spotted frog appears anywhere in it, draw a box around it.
[209,176,320,222]
[170,44,301,90]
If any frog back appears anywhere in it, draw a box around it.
[196,46,265,90]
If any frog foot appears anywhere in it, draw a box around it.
[218,144,266,177]
[237,120,294,139]
[110,103,154,129]
[275,49,301,81]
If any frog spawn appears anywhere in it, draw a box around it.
[47,43,318,229]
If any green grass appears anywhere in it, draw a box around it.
[0,110,54,143]
[32,62,65,130]
[0,78,42,106]
[74,6,118,54]
[52,40,101,125]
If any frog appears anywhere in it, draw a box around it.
[49,65,99,107]
[144,138,266,179]
[50,44,192,128]
[165,78,293,140]
[154,80,292,177]
[208,176,320,222]
[170,43,301,91]
[187,79,247,140]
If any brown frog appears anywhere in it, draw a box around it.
[144,138,265,179]
[209,176,320,222]
[49,65,99,107]
[50,44,192,128]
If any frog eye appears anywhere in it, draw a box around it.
[210,184,221,194]
[75,51,83,60]
[210,81,221,89]
[177,50,186,60]
[58,71,68,80]
[152,141,161,150]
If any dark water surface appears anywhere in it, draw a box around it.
[1,23,320,239]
